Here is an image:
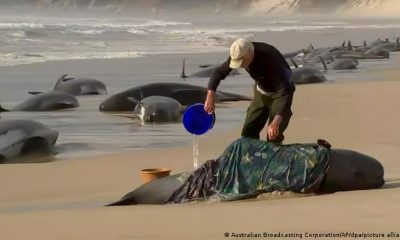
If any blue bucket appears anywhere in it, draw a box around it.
[182,103,215,135]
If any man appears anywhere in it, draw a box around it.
[204,38,294,143]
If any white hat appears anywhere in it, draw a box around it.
[229,38,254,69]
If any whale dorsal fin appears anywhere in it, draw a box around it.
[289,57,299,69]
[127,97,145,118]
[54,74,68,90]
[319,56,328,71]
[180,58,188,80]
[347,41,353,51]
[139,90,145,101]
[341,41,345,47]
[63,77,74,82]
[395,37,399,49]
[364,40,367,47]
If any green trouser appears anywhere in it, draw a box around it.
[241,85,293,143]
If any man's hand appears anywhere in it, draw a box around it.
[267,115,282,140]
[204,90,216,114]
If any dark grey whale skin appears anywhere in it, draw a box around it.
[133,96,183,123]
[0,119,58,162]
[55,76,107,96]
[318,149,384,193]
[99,82,251,112]
[291,67,327,84]
[29,74,107,96]
[107,149,385,206]
[4,91,79,112]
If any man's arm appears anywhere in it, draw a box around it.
[275,55,294,118]
[207,57,233,91]
[274,90,294,118]
[268,91,293,140]
[204,57,232,114]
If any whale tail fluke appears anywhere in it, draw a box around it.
[0,104,9,112]
[180,58,188,80]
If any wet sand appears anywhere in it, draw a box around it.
[1,51,400,239]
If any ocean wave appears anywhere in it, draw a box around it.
[130,20,191,28]
[267,24,400,31]
[15,19,398,46]
[63,20,191,30]
[68,28,143,35]
[0,19,191,31]
[173,24,400,34]
[267,20,302,24]
[168,27,268,35]
[63,20,189,29]
[7,31,26,38]
[307,21,348,25]
[0,22,45,29]
[1,15,399,68]
[83,41,108,48]
[343,24,400,29]
[20,38,43,42]
[0,53,17,59]
[22,53,43,57]
[5,38,42,44]
[69,29,107,35]
[127,29,150,35]
[3,19,399,37]
[64,28,150,36]
[0,51,143,67]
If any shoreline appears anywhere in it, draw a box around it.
[1,69,400,240]
[1,78,400,208]
[1,49,399,161]
[1,27,400,239]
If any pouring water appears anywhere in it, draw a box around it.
[182,103,215,169]
[192,135,199,169]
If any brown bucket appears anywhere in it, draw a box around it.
[140,168,171,184]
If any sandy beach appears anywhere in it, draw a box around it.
[1,51,400,239]
[2,1,400,239]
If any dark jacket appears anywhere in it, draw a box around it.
[208,42,294,115]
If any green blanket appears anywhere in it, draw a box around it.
[167,137,330,203]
